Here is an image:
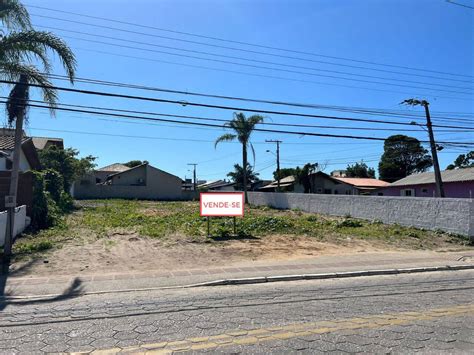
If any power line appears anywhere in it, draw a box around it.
[31,71,474,123]
[31,24,474,93]
[68,46,473,102]
[6,99,473,146]
[27,4,473,79]
[2,79,473,131]
[446,0,474,9]
[20,96,467,133]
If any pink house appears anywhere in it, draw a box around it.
[378,167,474,198]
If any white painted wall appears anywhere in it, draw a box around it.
[248,192,474,238]
[0,150,31,172]
[0,205,29,247]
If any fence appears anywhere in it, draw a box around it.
[248,192,474,238]
[0,205,29,247]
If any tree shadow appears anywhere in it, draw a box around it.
[209,233,260,242]
[0,256,84,311]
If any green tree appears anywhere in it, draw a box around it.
[378,135,432,183]
[447,151,474,170]
[296,163,319,193]
[272,168,297,181]
[1,0,76,254]
[124,160,149,168]
[227,163,260,190]
[346,161,376,178]
[215,112,264,202]
[39,146,96,192]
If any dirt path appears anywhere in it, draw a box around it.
[10,231,470,277]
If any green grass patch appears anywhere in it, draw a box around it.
[12,199,472,257]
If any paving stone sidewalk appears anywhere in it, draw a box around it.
[2,250,473,297]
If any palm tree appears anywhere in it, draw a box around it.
[1,0,76,255]
[215,112,264,203]
[227,162,260,191]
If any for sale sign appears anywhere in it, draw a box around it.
[200,192,244,217]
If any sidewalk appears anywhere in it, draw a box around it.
[2,250,473,297]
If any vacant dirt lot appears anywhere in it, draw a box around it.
[10,200,472,277]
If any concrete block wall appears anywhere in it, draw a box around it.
[248,192,474,238]
[0,205,28,247]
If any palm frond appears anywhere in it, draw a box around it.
[2,62,57,119]
[247,114,264,128]
[2,30,76,82]
[214,133,236,148]
[0,31,52,73]
[250,142,256,165]
[0,0,31,31]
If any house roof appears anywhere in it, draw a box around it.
[0,131,29,150]
[390,168,474,187]
[198,180,235,189]
[106,163,145,179]
[32,137,64,150]
[0,130,41,169]
[97,163,131,173]
[333,177,390,188]
[260,175,297,189]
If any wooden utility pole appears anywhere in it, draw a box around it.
[402,99,445,198]
[187,163,197,191]
[422,101,445,197]
[266,140,282,191]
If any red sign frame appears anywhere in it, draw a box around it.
[200,192,245,217]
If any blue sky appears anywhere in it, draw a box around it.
[14,0,474,181]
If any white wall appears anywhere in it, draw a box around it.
[0,150,30,172]
[248,192,474,238]
[0,205,28,247]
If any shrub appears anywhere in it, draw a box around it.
[43,169,64,203]
[336,218,363,228]
[30,171,61,231]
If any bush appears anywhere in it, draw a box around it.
[43,169,64,202]
[335,218,363,228]
[30,171,61,231]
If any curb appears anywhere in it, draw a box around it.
[2,264,473,301]
[189,264,474,287]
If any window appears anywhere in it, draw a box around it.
[324,189,332,194]
[378,192,384,196]
[345,190,352,195]
[316,188,323,193]
[401,189,415,197]
[421,188,428,194]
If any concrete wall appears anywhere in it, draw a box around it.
[248,192,474,237]
[73,165,185,200]
[0,205,29,247]
[109,165,147,186]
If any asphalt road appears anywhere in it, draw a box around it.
[1,270,473,354]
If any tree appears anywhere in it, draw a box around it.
[296,163,318,193]
[346,161,376,178]
[1,0,76,255]
[227,163,259,190]
[215,112,264,202]
[39,146,96,193]
[378,135,432,183]
[272,168,297,181]
[447,151,474,170]
[124,160,149,168]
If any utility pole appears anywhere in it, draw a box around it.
[403,99,445,198]
[423,101,445,198]
[187,163,197,191]
[266,140,282,192]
